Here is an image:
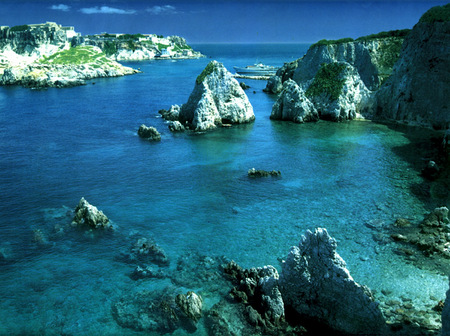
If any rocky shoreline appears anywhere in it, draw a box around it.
[0,22,203,88]
[12,198,450,335]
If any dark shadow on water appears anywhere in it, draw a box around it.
[376,120,450,210]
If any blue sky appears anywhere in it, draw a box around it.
[0,1,447,43]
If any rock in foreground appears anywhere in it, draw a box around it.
[279,228,386,334]
[178,60,255,131]
[72,197,112,230]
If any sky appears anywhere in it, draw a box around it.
[0,0,447,43]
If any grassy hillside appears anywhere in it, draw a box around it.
[39,46,118,68]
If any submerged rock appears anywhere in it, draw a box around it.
[130,265,165,280]
[279,228,386,334]
[112,289,203,333]
[72,197,112,230]
[178,60,255,131]
[126,237,170,266]
[137,124,161,141]
[270,79,318,123]
[247,168,281,177]
[175,291,203,322]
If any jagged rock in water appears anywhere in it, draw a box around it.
[168,120,185,132]
[175,291,203,322]
[279,228,386,334]
[247,168,281,177]
[178,60,255,131]
[224,261,285,329]
[130,265,165,280]
[137,124,161,141]
[264,58,300,94]
[270,79,318,123]
[126,237,169,266]
[443,277,450,336]
[72,197,112,230]
[159,104,181,121]
[374,15,450,129]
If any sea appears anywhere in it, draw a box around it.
[0,43,448,335]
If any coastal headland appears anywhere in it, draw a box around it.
[0,21,203,88]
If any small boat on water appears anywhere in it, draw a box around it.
[233,63,279,76]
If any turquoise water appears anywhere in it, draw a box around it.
[0,44,447,335]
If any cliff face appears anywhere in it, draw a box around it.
[266,34,406,95]
[293,37,404,91]
[264,32,407,123]
[374,21,450,129]
[0,23,69,57]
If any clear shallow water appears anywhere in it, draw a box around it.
[0,44,448,335]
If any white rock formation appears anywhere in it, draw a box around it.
[270,79,318,123]
[443,277,450,336]
[309,62,372,121]
[279,228,386,334]
[72,197,112,230]
[178,60,255,131]
[257,265,285,324]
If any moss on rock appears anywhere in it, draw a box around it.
[196,61,217,85]
[305,62,346,101]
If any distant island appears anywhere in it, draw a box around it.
[0,22,204,88]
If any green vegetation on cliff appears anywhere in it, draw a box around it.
[309,29,410,50]
[196,62,216,84]
[356,29,410,41]
[39,46,117,68]
[10,25,30,32]
[419,3,450,23]
[306,63,346,100]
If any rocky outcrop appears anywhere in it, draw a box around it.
[159,105,181,121]
[270,79,318,123]
[266,30,408,122]
[307,62,372,121]
[0,45,138,88]
[374,19,450,129]
[0,22,70,57]
[123,237,170,266]
[112,289,202,333]
[175,291,203,322]
[137,124,161,141]
[443,278,450,336]
[178,61,255,131]
[264,58,300,94]
[247,168,281,177]
[279,228,386,334]
[224,261,285,330]
[72,197,112,230]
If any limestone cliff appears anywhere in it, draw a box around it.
[374,7,450,129]
[266,30,408,123]
[176,61,255,131]
[266,32,408,95]
[0,46,137,88]
[0,22,70,57]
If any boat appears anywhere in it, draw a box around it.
[233,63,279,76]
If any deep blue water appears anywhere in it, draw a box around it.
[0,44,447,335]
